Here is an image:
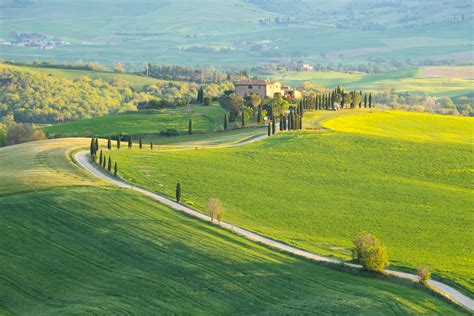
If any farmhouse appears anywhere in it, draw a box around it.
[234,79,301,99]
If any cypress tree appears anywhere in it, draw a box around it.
[128,136,132,149]
[283,115,287,130]
[279,114,283,131]
[139,137,143,149]
[117,136,121,149]
[188,119,193,135]
[224,114,228,130]
[95,138,99,154]
[257,105,262,123]
[102,155,106,168]
[267,123,271,136]
[175,183,181,203]
[364,94,368,108]
[114,162,118,177]
[272,116,276,135]
[90,138,95,157]
[107,137,111,150]
[241,110,245,127]
[300,115,303,130]
[150,141,153,150]
[369,93,372,108]
[99,150,103,165]
[108,157,112,172]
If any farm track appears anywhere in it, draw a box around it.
[74,133,474,313]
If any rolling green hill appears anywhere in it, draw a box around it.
[106,110,474,295]
[0,0,472,66]
[44,105,227,138]
[0,139,464,314]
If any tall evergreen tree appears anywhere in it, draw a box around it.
[139,137,143,149]
[272,116,276,135]
[267,123,271,136]
[102,155,106,168]
[257,105,262,123]
[279,114,283,131]
[114,162,118,177]
[108,157,112,172]
[300,115,303,130]
[117,136,121,149]
[369,93,373,108]
[128,136,132,149]
[107,137,111,150]
[99,150,103,165]
[224,114,228,130]
[364,94,368,108]
[175,183,181,203]
[90,137,95,157]
[95,138,99,153]
[241,110,245,127]
[150,141,153,150]
[197,87,204,104]
[188,119,193,135]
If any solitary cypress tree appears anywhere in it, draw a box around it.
[108,157,112,172]
[197,87,204,103]
[241,110,245,127]
[267,123,271,136]
[114,162,118,177]
[139,137,143,149]
[369,93,373,108]
[150,141,153,150]
[257,105,262,123]
[175,183,181,203]
[107,137,111,150]
[128,136,132,149]
[117,137,121,149]
[272,116,276,135]
[188,119,193,135]
[99,150,103,165]
[224,114,228,130]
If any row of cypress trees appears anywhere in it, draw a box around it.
[301,87,373,111]
[93,145,118,177]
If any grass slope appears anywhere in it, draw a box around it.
[108,110,474,294]
[268,67,474,97]
[1,140,465,314]
[44,105,227,138]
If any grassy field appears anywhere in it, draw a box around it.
[107,110,474,295]
[44,105,227,138]
[0,140,465,314]
[268,67,474,97]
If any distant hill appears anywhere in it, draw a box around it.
[0,0,472,66]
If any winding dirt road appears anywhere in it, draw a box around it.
[74,140,473,312]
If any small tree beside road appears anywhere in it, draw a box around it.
[207,198,224,223]
[352,232,388,273]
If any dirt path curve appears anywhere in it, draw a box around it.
[74,135,473,312]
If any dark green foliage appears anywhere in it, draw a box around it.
[188,119,193,135]
[150,141,153,150]
[139,137,143,149]
[279,114,283,131]
[272,116,276,135]
[267,123,271,136]
[102,155,106,168]
[114,162,118,177]
[89,137,95,157]
[299,115,303,130]
[257,105,262,123]
[99,150,103,165]
[369,93,373,108]
[203,96,212,106]
[241,111,245,127]
[176,182,181,203]
[95,138,99,153]
[108,157,112,172]
[128,136,132,149]
[197,86,204,104]
[107,137,111,150]
[364,94,368,108]
[117,137,121,149]
[224,114,228,131]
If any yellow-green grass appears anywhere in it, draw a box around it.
[0,141,464,313]
[109,111,474,295]
[0,63,162,89]
[322,110,474,144]
[44,105,227,138]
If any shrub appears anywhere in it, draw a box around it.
[207,198,224,223]
[160,128,179,137]
[352,232,388,273]
[417,266,431,284]
[203,96,212,106]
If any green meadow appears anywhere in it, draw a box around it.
[44,105,227,138]
[0,140,464,314]
[269,67,474,97]
[108,110,474,294]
